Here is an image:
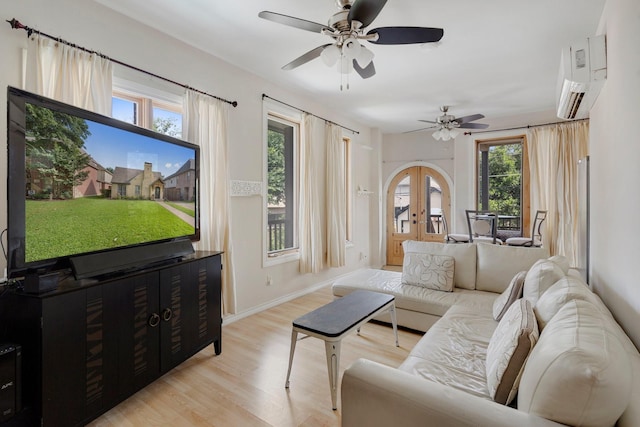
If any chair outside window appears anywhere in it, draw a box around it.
[506,210,547,247]
[442,213,470,243]
[465,210,503,244]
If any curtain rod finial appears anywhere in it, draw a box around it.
[7,18,25,29]
[232,101,238,108]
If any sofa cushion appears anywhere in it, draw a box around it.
[492,271,526,321]
[486,299,538,405]
[548,254,570,274]
[332,269,496,317]
[522,259,565,305]
[476,244,549,293]
[518,299,633,427]
[402,241,477,290]
[399,305,497,400]
[402,253,455,291]
[534,275,604,330]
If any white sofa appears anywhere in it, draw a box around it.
[337,243,640,427]
[332,241,550,332]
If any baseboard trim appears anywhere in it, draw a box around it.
[222,268,371,325]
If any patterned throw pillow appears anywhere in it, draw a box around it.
[492,270,527,321]
[486,299,539,405]
[401,253,455,291]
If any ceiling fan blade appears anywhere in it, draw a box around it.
[403,125,437,134]
[368,27,444,45]
[259,11,331,34]
[418,119,438,124]
[455,113,485,124]
[459,122,489,129]
[348,0,388,28]
[353,60,376,79]
[282,44,330,70]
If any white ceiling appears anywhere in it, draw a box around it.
[93,0,605,134]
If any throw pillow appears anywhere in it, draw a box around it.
[401,253,455,291]
[492,270,527,321]
[522,259,565,305]
[402,240,476,290]
[486,299,539,405]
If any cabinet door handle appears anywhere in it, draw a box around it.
[148,313,160,327]
[162,308,173,322]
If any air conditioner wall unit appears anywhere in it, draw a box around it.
[556,35,607,120]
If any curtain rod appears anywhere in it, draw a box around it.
[463,117,588,135]
[262,94,359,135]
[7,18,238,108]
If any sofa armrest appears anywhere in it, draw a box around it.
[341,359,566,427]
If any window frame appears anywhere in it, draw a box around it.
[474,135,531,236]
[344,136,353,243]
[112,74,184,136]
[263,101,302,267]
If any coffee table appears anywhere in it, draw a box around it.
[285,290,398,410]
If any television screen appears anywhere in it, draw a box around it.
[7,87,200,278]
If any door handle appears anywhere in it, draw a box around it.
[162,308,173,322]
[148,313,160,327]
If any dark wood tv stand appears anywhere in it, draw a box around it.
[0,251,222,427]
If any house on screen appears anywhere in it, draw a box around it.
[73,154,112,198]
[164,158,196,202]
[110,161,164,200]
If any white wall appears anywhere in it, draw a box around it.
[589,0,640,348]
[0,0,379,318]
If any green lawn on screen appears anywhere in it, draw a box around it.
[25,197,194,262]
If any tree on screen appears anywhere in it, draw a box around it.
[25,104,91,199]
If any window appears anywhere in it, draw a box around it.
[112,91,182,138]
[135,185,141,197]
[476,136,529,236]
[266,114,299,256]
[263,103,351,263]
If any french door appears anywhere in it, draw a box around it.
[386,166,451,265]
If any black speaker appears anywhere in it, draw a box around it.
[0,344,21,422]
[23,272,59,294]
[70,238,195,279]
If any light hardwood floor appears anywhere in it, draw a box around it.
[88,286,422,427]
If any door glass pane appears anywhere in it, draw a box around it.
[424,175,443,234]
[393,176,410,233]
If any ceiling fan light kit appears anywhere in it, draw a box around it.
[433,128,460,141]
[259,0,444,86]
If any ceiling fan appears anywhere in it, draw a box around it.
[258,0,444,80]
[413,106,489,140]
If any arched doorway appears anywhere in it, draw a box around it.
[386,166,452,266]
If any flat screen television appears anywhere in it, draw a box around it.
[6,87,200,279]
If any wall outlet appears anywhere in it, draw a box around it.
[266,275,272,286]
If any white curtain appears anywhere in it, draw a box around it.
[325,122,346,267]
[185,89,236,315]
[299,113,324,273]
[26,34,112,114]
[528,121,589,265]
